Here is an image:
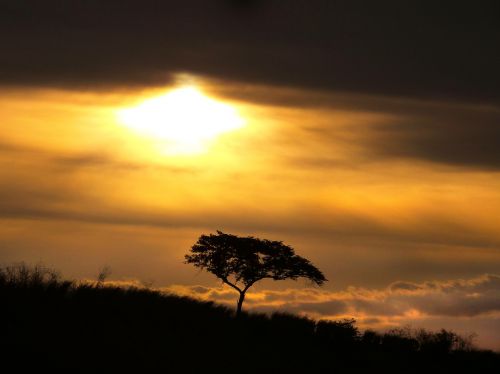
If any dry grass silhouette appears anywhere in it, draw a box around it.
[1,263,498,373]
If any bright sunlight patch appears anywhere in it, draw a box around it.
[117,86,245,155]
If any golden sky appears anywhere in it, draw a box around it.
[1,76,499,349]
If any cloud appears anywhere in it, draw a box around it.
[0,141,194,173]
[1,140,500,254]
[389,281,424,292]
[0,1,498,102]
[218,82,500,171]
[167,274,500,320]
[365,106,500,170]
[268,92,500,170]
[1,84,500,301]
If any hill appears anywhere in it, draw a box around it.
[1,264,498,373]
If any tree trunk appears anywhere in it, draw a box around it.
[236,291,245,318]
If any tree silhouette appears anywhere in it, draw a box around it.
[185,231,327,317]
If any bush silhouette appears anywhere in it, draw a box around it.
[316,319,359,349]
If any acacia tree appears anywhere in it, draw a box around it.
[185,231,327,317]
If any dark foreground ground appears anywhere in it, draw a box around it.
[1,265,499,373]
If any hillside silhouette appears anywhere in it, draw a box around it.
[2,264,499,374]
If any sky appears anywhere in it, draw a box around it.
[1,1,500,349]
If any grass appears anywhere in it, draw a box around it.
[1,263,499,373]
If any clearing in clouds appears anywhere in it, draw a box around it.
[117,85,245,155]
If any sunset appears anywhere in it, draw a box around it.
[118,85,245,154]
[1,1,499,372]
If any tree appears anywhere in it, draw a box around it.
[185,231,327,317]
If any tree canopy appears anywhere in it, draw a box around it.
[185,231,327,315]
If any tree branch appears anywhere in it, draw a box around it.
[242,278,262,293]
[222,277,242,293]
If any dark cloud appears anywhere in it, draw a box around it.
[0,140,194,173]
[277,93,500,170]
[283,300,348,316]
[386,274,500,318]
[188,286,211,294]
[367,107,500,170]
[52,153,143,171]
[349,299,402,317]
[1,1,498,102]
[389,281,423,292]
[417,292,500,317]
[360,317,383,325]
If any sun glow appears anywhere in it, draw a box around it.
[117,86,245,154]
